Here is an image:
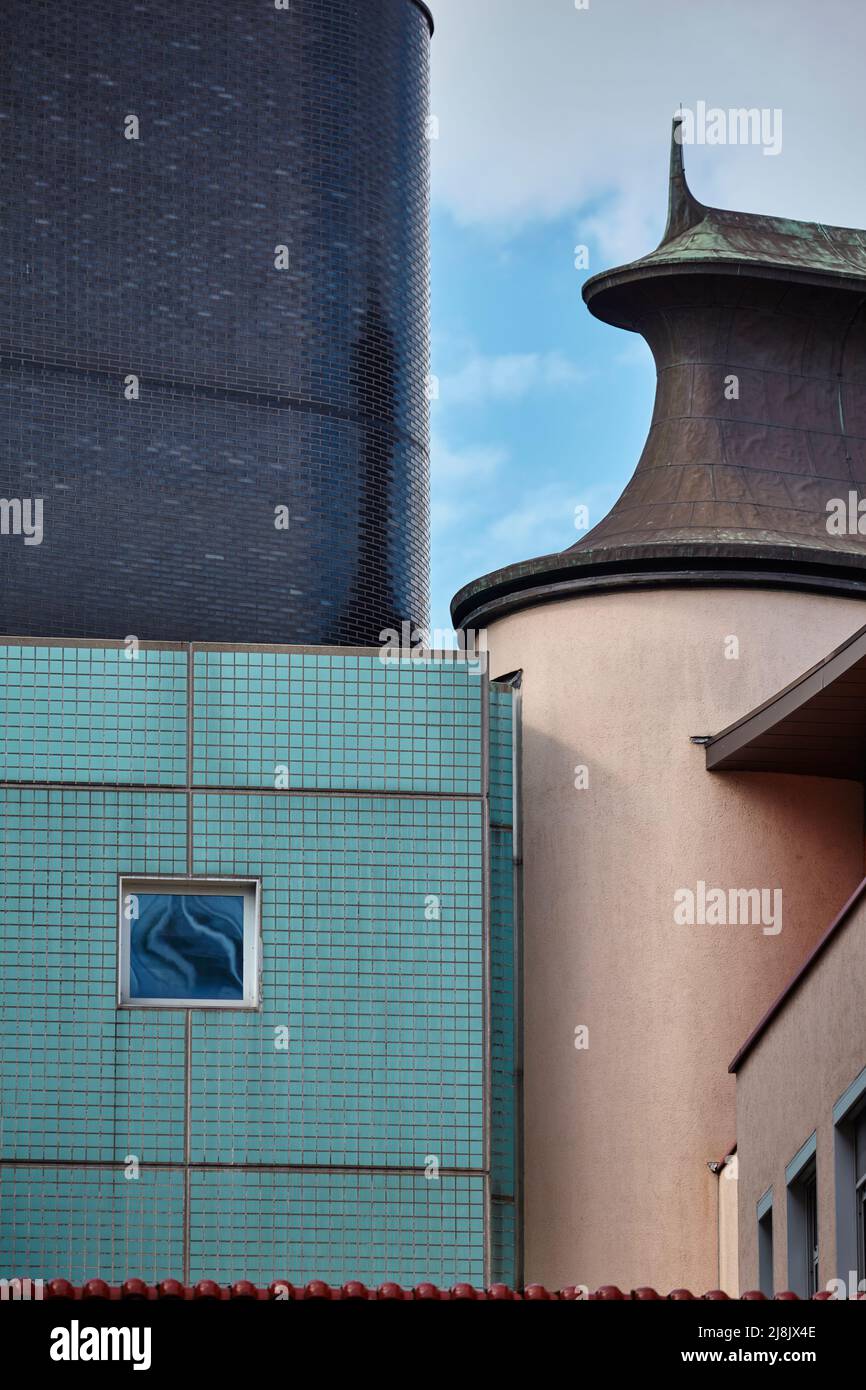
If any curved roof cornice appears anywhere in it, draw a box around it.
[584,119,866,328]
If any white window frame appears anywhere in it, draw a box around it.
[117,875,261,1010]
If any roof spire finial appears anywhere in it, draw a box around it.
[663,113,706,244]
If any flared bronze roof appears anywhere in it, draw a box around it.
[591,121,866,313]
[452,121,866,630]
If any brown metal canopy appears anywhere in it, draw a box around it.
[453,121,866,631]
[705,621,866,778]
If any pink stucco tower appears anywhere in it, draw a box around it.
[452,122,866,1291]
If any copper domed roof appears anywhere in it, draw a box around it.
[452,121,866,630]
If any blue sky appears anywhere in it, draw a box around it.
[429,202,654,632]
[427,0,866,632]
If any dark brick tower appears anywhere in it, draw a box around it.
[0,0,432,644]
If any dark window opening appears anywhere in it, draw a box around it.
[787,1150,818,1299]
[758,1203,774,1297]
[855,1110,866,1283]
[803,1170,819,1298]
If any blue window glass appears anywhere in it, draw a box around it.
[130,894,245,1002]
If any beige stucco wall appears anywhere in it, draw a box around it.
[484,585,866,1293]
[718,1153,739,1297]
[736,896,866,1296]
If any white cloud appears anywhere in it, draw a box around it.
[439,350,587,406]
[486,481,619,556]
[430,0,866,255]
[431,433,507,482]
[487,487,576,552]
[430,496,466,532]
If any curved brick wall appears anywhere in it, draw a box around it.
[0,0,431,643]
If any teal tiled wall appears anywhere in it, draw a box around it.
[190,795,483,1168]
[0,1166,185,1283]
[0,643,516,1288]
[0,645,187,785]
[192,652,483,794]
[0,789,187,1162]
[489,685,519,1287]
[188,1170,485,1287]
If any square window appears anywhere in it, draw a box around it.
[118,876,260,1009]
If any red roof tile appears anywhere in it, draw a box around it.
[34,1280,866,1301]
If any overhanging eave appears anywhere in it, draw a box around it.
[706,621,866,778]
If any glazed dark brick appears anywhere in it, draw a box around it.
[0,0,432,644]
